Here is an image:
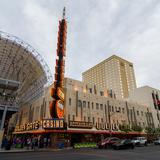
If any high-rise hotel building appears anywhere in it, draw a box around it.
[82,55,137,99]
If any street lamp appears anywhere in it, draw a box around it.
[107,101,119,137]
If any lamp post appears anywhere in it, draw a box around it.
[107,101,119,137]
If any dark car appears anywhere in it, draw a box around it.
[98,137,120,149]
[112,139,135,150]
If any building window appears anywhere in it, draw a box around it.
[100,104,103,110]
[84,116,86,122]
[96,103,99,110]
[98,117,100,123]
[88,117,90,122]
[141,111,143,116]
[83,101,86,107]
[122,108,125,114]
[120,62,124,66]
[88,102,90,109]
[89,88,92,93]
[119,107,121,113]
[93,117,95,124]
[92,102,94,109]
[78,100,82,107]
[73,115,75,121]
[137,111,139,116]
[69,98,71,106]
[101,118,103,122]
[68,114,70,121]
[100,91,104,96]
[112,106,114,112]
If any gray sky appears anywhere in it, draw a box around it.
[0,0,160,89]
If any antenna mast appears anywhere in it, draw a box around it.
[63,7,66,19]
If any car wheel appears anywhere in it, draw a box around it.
[145,142,148,146]
[136,142,140,146]
[116,146,119,150]
[131,145,135,149]
[105,144,108,149]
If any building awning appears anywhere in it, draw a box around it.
[13,129,145,135]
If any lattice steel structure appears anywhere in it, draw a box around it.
[0,31,53,106]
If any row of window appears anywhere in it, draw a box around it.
[69,98,126,114]
[136,110,144,116]
[69,98,146,117]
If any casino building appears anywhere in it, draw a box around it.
[11,77,154,147]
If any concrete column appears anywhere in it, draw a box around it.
[0,106,7,130]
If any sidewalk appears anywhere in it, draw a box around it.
[0,147,73,153]
[0,148,34,153]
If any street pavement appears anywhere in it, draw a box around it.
[1,144,160,160]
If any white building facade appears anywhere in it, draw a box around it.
[129,86,160,128]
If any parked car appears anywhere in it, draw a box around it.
[131,137,148,146]
[98,137,120,149]
[154,138,160,145]
[112,139,135,150]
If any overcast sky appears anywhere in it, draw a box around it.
[0,0,160,89]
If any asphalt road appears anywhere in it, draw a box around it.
[1,145,160,160]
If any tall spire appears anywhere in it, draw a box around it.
[50,7,67,118]
[62,7,66,19]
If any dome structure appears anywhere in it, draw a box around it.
[0,31,53,106]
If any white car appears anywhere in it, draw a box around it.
[131,137,148,146]
[154,138,160,145]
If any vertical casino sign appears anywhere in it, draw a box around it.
[50,8,67,119]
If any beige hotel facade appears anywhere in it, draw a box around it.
[82,55,137,99]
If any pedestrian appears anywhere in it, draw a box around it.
[31,137,37,151]
[48,137,51,147]
[44,137,47,148]
[27,138,31,150]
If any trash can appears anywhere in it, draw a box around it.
[5,143,11,150]
[58,142,64,149]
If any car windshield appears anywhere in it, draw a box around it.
[133,137,138,140]
[104,137,117,141]
[120,140,126,144]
